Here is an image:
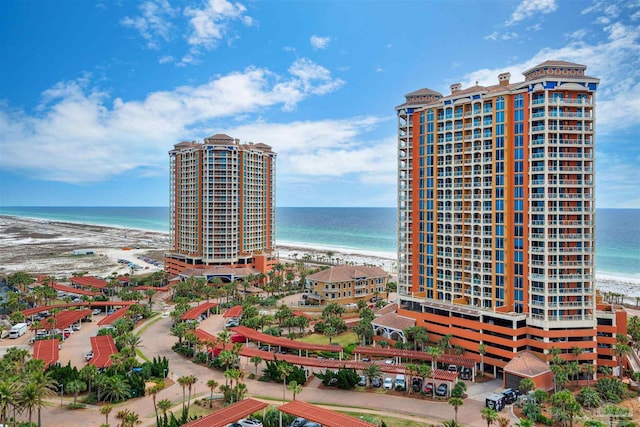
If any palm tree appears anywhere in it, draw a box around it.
[582,363,595,387]
[100,404,113,426]
[613,340,632,379]
[250,356,263,376]
[183,375,197,415]
[80,364,99,395]
[323,326,338,344]
[496,416,510,427]
[177,376,189,416]
[0,379,15,426]
[287,380,303,401]
[101,376,130,403]
[206,379,218,408]
[157,399,172,417]
[147,382,163,419]
[449,397,463,423]
[24,371,57,427]
[481,407,498,427]
[478,343,486,375]
[362,364,382,388]
[277,362,294,403]
[66,379,87,404]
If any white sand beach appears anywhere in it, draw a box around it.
[0,215,638,298]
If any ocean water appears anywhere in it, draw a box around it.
[0,206,638,277]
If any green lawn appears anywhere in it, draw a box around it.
[297,332,358,347]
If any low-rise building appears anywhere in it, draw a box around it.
[305,265,388,305]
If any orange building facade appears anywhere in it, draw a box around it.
[165,134,277,277]
[396,61,626,378]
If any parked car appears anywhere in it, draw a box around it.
[412,377,423,392]
[460,367,472,380]
[371,377,381,388]
[85,351,94,361]
[435,383,448,396]
[384,359,394,365]
[232,419,263,427]
[383,377,394,390]
[362,356,371,362]
[290,418,321,427]
[63,327,74,335]
[92,308,102,315]
[424,382,434,394]
[71,324,81,331]
[502,388,519,404]
[231,334,246,343]
[447,364,458,372]
[357,375,367,386]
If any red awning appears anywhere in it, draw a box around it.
[33,339,60,368]
[231,326,343,353]
[223,305,243,318]
[98,307,129,326]
[89,335,117,368]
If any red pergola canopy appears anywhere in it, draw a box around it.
[89,335,117,368]
[33,339,59,367]
[181,302,218,320]
[223,305,243,318]
[183,398,267,427]
[231,326,343,353]
[354,346,475,368]
[98,307,129,326]
[279,401,377,427]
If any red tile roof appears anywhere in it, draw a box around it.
[89,335,117,368]
[98,307,129,326]
[70,276,108,289]
[375,302,398,316]
[307,265,388,282]
[181,302,218,321]
[183,398,268,427]
[33,339,59,368]
[504,351,551,377]
[279,401,377,427]
[371,312,415,330]
[223,305,243,318]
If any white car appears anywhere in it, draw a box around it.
[383,377,394,390]
[63,327,74,335]
[227,419,263,427]
[85,351,94,361]
[161,312,170,318]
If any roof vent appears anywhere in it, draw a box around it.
[450,83,462,94]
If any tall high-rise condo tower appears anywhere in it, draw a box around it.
[395,61,626,381]
[165,134,277,276]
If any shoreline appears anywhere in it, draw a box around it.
[1,215,639,296]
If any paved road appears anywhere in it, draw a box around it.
[33,298,505,427]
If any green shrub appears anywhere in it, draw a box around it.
[67,403,86,410]
[536,413,553,425]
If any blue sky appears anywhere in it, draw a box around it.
[0,0,638,208]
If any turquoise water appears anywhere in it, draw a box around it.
[0,206,638,277]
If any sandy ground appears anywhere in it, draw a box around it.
[0,215,638,298]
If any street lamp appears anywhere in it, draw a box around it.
[163,368,167,379]
[59,384,64,406]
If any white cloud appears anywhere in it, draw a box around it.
[386,43,393,49]
[507,0,557,25]
[485,31,520,41]
[461,20,640,131]
[223,119,395,181]
[120,0,177,49]
[184,0,252,49]
[0,59,344,183]
[158,55,174,64]
[375,66,384,73]
[310,35,332,50]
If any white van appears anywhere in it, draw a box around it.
[9,323,28,339]
[395,374,406,390]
